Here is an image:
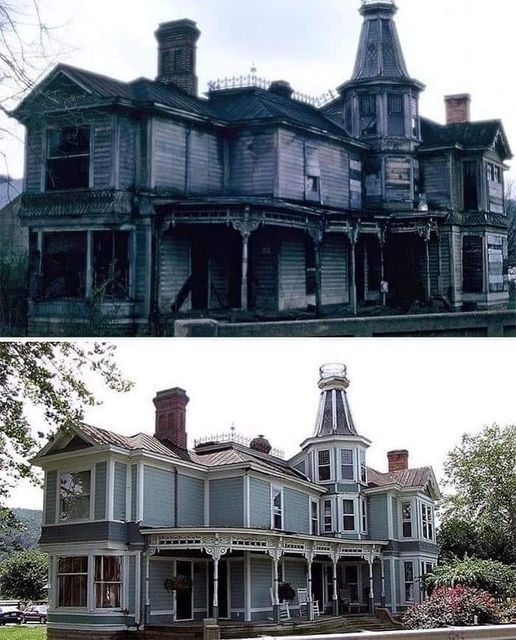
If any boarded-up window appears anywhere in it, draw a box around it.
[43,232,86,299]
[387,94,404,136]
[462,236,483,293]
[486,162,504,214]
[349,159,362,209]
[463,161,479,210]
[46,126,90,191]
[93,231,130,298]
[487,234,508,293]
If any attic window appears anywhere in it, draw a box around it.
[46,126,90,191]
[387,94,404,136]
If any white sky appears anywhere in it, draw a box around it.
[8,338,516,510]
[1,0,515,181]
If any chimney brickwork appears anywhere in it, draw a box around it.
[387,449,409,472]
[155,19,200,96]
[153,387,189,449]
[445,94,471,124]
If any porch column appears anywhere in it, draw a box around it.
[232,209,261,312]
[423,224,432,303]
[379,226,387,307]
[332,556,339,616]
[270,548,283,624]
[368,556,375,615]
[348,224,360,316]
[380,557,386,608]
[212,556,220,621]
[143,547,156,626]
[85,230,93,300]
[309,227,324,316]
[305,547,315,621]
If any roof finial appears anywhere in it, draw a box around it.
[250,62,257,75]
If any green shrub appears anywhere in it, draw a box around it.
[403,586,499,630]
[0,550,48,601]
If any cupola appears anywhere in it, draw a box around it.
[313,364,358,437]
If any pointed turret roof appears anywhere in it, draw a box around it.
[351,0,410,81]
[313,364,358,437]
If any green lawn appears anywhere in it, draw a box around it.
[0,627,46,640]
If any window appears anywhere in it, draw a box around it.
[305,236,316,296]
[463,236,484,294]
[340,449,354,480]
[404,561,415,603]
[305,146,321,201]
[359,95,377,135]
[359,450,367,484]
[344,565,359,601]
[306,176,320,194]
[410,96,419,138]
[311,501,319,535]
[342,499,355,531]
[317,450,331,481]
[94,556,121,609]
[93,231,130,298]
[272,487,283,529]
[401,501,412,538]
[43,232,87,299]
[59,471,91,521]
[46,126,90,191]
[463,161,479,210]
[323,499,333,533]
[360,498,367,534]
[421,504,434,541]
[57,557,88,607]
[387,93,405,136]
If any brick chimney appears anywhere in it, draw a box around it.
[387,449,409,472]
[153,387,189,449]
[155,19,201,96]
[445,94,471,125]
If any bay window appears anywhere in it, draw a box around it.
[401,500,413,538]
[57,557,88,607]
[46,126,90,191]
[404,561,415,603]
[359,450,367,484]
[323,499,333,533]
[311,500,319,535]
[340,449,354,480]
[342,499,355,531]
[360,498,367,534]
[317,449,331,481]
[95,556,122,609]
[93,231,130,298]
[59,470,91,521]
[421,503,434,541]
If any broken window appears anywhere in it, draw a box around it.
[305,146,321,201]
[46,126,90,191]
[43,232,86,299]
[359,94,377,136]
[387,93,405,136]
[463,161,479,210]
[462,236,484,294]
[410,96,419,138]
[93,231,130,298]
[349,159,362,209]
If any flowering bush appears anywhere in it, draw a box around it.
[403,586,499,630]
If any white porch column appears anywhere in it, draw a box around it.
[368,556,375,614]
[380,556,386,608]
[332,557,339,616]
[269,546,283,624]
[305,546,315,622]
[212,555,220,620]
[144,547,156,626]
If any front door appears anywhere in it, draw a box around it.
[312,563,324,613]
[176,561,193,621]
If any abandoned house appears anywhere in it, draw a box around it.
[32,363,440,638]
[12,0,512,334]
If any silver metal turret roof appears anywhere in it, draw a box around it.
[313,364,358,437]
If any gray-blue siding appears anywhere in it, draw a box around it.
[194,562,208,611]
[114,462,127,521]
[369,494,389,539]
[283,559,305,607]
[392,497,399,539]
[209,478,243,527]
[177,474,204,527]
[149,560,173,615]
[44,470,57,524]
[230,560,245,610]
[128,555,136,614]
[284,487,310,533]
[249,478,270,528]
[95,462,107,520]
[143,466,175,527]
[250,556,271,609]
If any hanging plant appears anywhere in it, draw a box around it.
[278,582,296,603]
[164,576,193,593]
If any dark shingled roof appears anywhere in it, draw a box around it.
[420,117,510,156]
[367,466,434,490]
[315,389,358,437]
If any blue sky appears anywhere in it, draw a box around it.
[2,0,515,180]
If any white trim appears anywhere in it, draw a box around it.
[244,552,251,622]
[270,485,284,530]
[107,459,115,521]
[244,475,250,527]
[204,479,210,526]
[137,462,144,522]
[134,551,141,626]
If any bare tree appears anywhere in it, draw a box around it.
[505,181,516,267]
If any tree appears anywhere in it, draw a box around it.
[0,550,48,601]
[0,342,132,526]
[441,424,516,565]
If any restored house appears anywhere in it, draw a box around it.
[12,0,512,334]
[32,363,440,640]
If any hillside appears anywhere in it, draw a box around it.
[0,509,42,557]
[0,176,23,209]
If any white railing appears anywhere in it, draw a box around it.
[233,624,516,640]
[194,433,285,459]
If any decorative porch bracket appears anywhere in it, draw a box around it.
[348,221,361,316]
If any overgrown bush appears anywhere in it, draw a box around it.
[424,557,516,600]
[499,600,516,624]
[403,586,499,630]
[0,255,27,335]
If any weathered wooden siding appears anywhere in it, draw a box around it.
[319,143,350,208]
[422,157,450,208]
[93,124,113,189]
[279,231,306,311]
[251,230,278,312]
[118,117,137,189]
[450,153,463,210]
[152,119,187,189]
[160,231,191,312]
[278,131,305,200]
[25,125,44,193]
[439,231,452,300]
[188,130,224,195]
[134,225,151,308]
[229,131,276,195]
[321,234,348,305]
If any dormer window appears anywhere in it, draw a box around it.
[340,449,354,480]
[317,450,332,481]
[46,126,90,191]
[59,470,91,521]
[342,499,356,531]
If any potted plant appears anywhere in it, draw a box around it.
[278,582,296,603]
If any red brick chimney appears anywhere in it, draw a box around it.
[153,387,189,449]
[155,19,201,96]
[444,94,471,125]
[387,450,409,472]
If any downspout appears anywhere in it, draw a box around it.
[174,467,179,526]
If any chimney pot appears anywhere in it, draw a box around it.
[387,449,409,472]
[155,19,201,96]
[444,93,471,125]
[153,387,189,449]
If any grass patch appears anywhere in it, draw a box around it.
[0,627,46,640]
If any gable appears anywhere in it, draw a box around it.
[54,434,93,453]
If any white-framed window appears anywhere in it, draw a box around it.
[360,498,367,534]
[57,556,88,607]
[401,500,413,538]
[59,470,91,521]
[421,504,434,541]
[404,561,415,603]
[342,499,355,531]
[323,499,333,533]
[311,500,319,536]
[359,450,367,484]
[94,556,122,609]
[272,486,283,530]
[340,449,354,480]
[317,449,332,482]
